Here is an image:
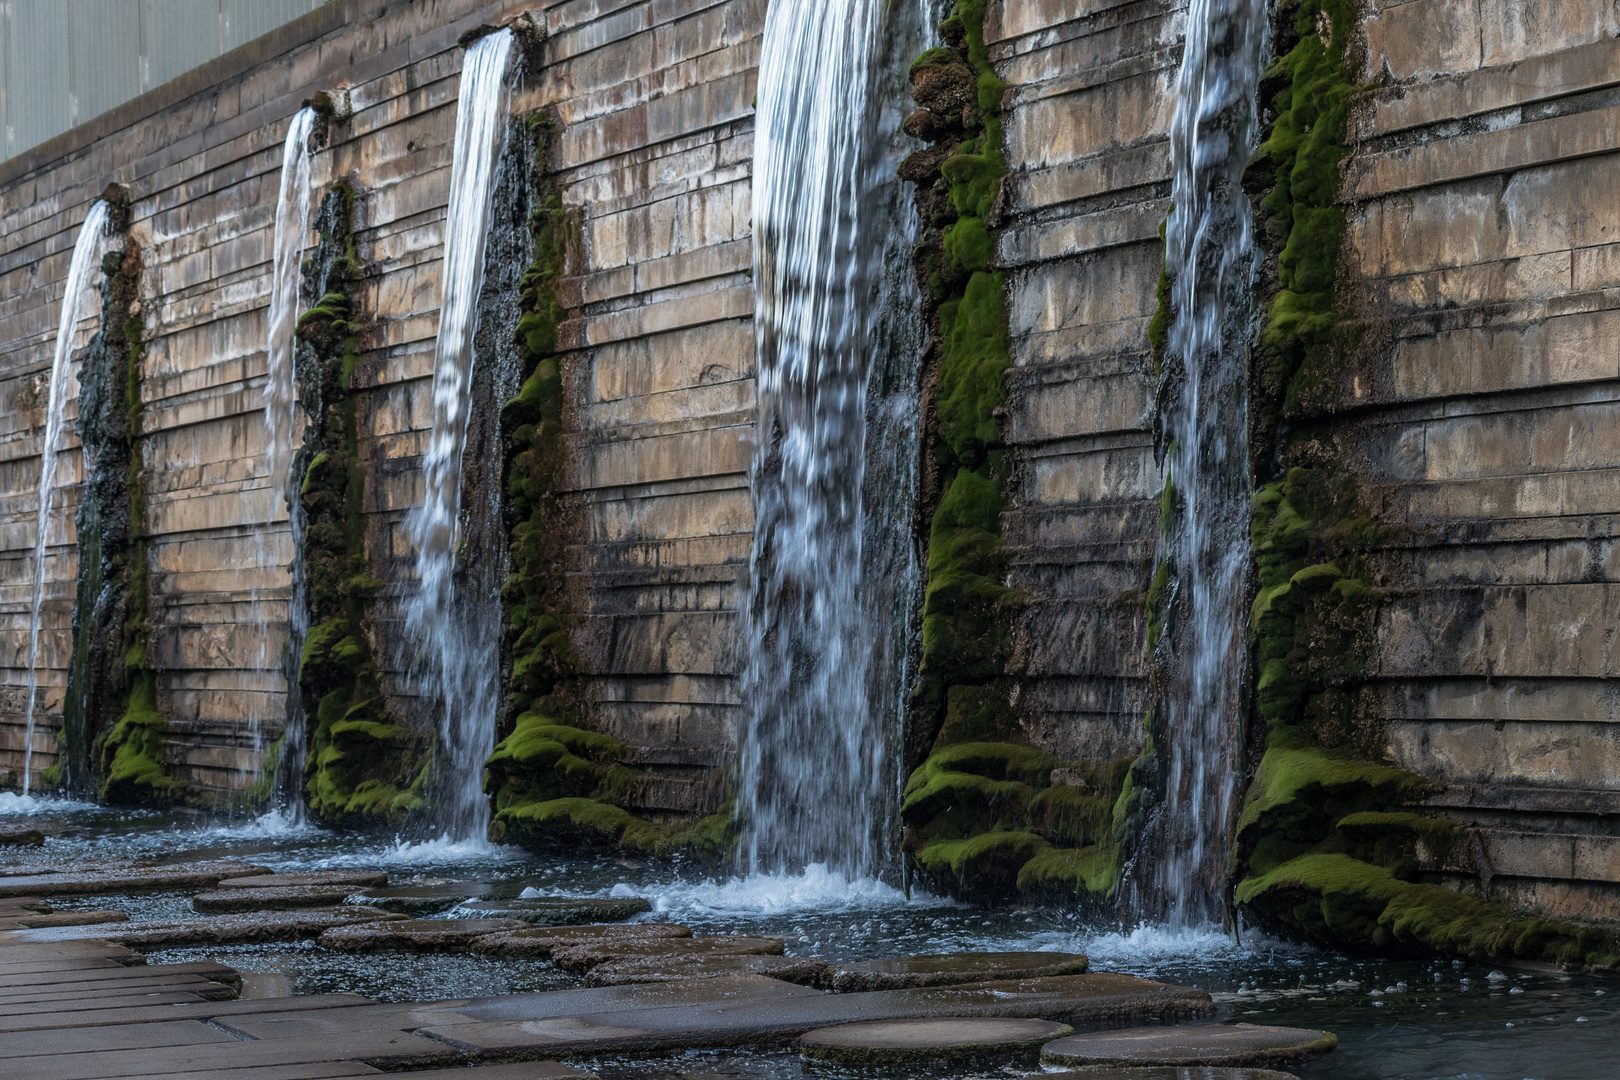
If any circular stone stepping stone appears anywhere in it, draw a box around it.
[1040,1024,1337,1069]
[456,895,653,925]
[831,951,1088,992]
[318,917,530,952]
[1042,1069,1300,1080]
[800,1017,1073,1066]
[470,922,691,958]
[213,870,388,890]
[193,885,360,913]
[550,934,784,974]
[585,952,830,987]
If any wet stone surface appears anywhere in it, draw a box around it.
[585,952,830,987]
[798,1016,1074,1065]
[1041,1023,1337,1069]
[469,921,693,958]
[13,909,128,927]
[0,861,269,898]
[550,934,786,974]
[15,906,401,947]
[210,871,388,890]
[454,894,652,925]
[352,883,491,916]
[830,950,1090,992]
[1041,1069,1301,1080]
[318,917,531,951]
[0,825,44,846]
[193,885,360,913]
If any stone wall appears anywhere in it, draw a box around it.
[2,0,1619,929]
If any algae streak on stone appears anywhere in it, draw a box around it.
[740,0,928,879]
[404,27,514,843]
[893,0,1129,903]
[20,199,112,795]
[292,185,427,827]
[1137,0,1266,928]
[1230,0,1620,970]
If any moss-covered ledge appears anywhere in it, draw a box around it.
[292,183,429,827]
[484,115,736,861]
[1232,0,1619,970]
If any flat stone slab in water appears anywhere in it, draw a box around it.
[585,952,830,987]
[14,906,402,947]
[193,885,360,913]
[551,934,785,974]
[831,951,1089,992]
[212,870,388,890]
[1041,1024,1337,1069]
[0,861,269,898]
[1042,1069,1300,1080]
[470,922,692,958]
[0,826,45,846]
[14,910,128,928]
[319,917,531,951]
[353,883,488,916]
[799,1016,1074,1065]
[457,894,652,925]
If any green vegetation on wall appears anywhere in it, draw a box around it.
[74,224,193,806]
[293,183,429,826]
[893,0,1129,901]
[1231,0,1618,969]
[484,116,736,860]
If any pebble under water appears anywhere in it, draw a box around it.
[2,795,1613,1080]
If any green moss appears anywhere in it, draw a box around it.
[98,672,188,805]
[291,183,426,827]
[915,830,1050,895]
[1017,845,1117,896]
[1238,853,1619,968]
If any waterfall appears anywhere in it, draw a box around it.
[739,0,920,878]
[258,106,316,808]
[20,199,110,795]
[404,28,514,841]
[1149,0,1266,927]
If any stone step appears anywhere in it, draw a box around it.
[1040,1024,1338,1070]
[799,1016,1074,1066]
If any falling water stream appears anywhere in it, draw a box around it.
[256,106,316,804]
[1149,0,1266,927]
[404,28,515,841]
[739,0,922,878]
[20,200,110,795]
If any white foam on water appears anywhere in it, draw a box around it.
[374,833,513,865]
[628,864,940,916]
[200,807,320,840]
[0,792,99,815]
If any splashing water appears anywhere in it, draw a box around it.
[404,28,514,842]
[739,0,925,880]
[1147,0,1266,927]
[20,200,111,795]
[254,106,316,806]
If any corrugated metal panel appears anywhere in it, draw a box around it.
[140,0,221,93]
[6,0,71,158]
[69,0,142,127]
[222,0,317,52]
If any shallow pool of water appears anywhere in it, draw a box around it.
[2,795,1612,1079]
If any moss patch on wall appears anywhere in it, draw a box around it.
[893,6,1131,898]
[292,183,428,827]
[1232,1,1618,969]
[62,225,193,807]
[482,116,738,861]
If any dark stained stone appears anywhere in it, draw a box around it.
[211,871,388,890]
[317,918,532,952]
[0,826,44,846]
[831,951,1089,992]
[550,935,785,975]
[585,952,831,987]
[799,1016,1074,1065]
[193,886,359,913]
[1040,1024,1338,1069]
[351,883,488,916]
[469,922,693,958]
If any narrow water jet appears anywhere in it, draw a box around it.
[256,106,317,808]
[404,28,515,841]
[1147,0,1267,927]
[739,0,923,878]
[21,199,111,795]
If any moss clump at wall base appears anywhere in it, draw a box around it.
[894,0,1131,900]
[292,184,427,827]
